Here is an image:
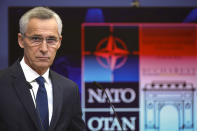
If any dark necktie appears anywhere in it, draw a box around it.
[36,76,49,131]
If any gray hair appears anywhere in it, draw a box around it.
[19,7,62,35]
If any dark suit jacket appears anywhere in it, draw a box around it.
[0,61,86,131]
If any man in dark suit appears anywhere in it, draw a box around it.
[0,7,86,131]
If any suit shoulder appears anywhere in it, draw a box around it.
[0,67,12,79]
[0,61,21,80]
[0,67,15,88]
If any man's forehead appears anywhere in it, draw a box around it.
[26,19,58,33]
[27,18,58,27]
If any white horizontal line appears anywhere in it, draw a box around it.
[83,108,139,112]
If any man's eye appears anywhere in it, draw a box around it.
[46,38,57,43]
[31,37,42,41]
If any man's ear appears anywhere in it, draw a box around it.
[57,36,62,49]
[18,33,24,48]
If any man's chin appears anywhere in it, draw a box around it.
[34,62,51,70]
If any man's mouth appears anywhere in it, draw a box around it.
[36,57,50,61]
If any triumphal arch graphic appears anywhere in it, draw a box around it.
[144,81,195,131]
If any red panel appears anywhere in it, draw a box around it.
[139,24,197,56]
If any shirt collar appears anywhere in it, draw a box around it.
[20,57,50,84]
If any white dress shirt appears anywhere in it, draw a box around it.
[20,58,53,124]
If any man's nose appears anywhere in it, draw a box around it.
[39,40,48,53]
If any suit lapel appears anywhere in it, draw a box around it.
[49,71,63,131]
[10,61,40,130]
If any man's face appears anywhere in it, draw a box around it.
[18,18,62,74]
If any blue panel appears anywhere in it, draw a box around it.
[85,8,104,22]
[114,56,139,82]
[184,8,197,22]
[84,56,112,82]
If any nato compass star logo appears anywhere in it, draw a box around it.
[94,34,130,72]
